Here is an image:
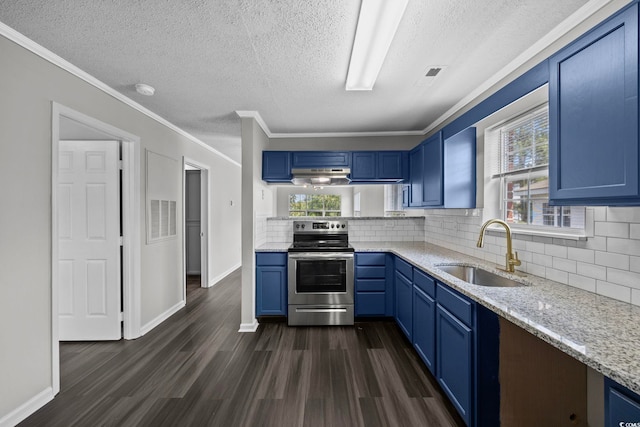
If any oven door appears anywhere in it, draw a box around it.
[288,252,354,306]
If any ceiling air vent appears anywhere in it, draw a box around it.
[415,65,447,87]
[425,67,442,77]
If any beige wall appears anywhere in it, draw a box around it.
[0,34,241,420]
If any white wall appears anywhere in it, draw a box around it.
[240,117,274,330]
[352,185,385,217]
[0,33,241,422]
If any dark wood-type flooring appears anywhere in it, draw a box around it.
[20,269,464,427]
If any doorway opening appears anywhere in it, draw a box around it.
[183,158,210,300]
[52,103,141,395]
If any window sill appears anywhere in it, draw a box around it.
[487,226,588,241]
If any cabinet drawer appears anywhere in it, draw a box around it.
[356,252,386,266]
[356,278,386,292]
[395,257,413,280]
[356,266,386,279]
[437,283,473,327]
[256,252,287,266]
[414,268,435,297]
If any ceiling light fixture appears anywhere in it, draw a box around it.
[135,83,155,96]
[345,0,408,91]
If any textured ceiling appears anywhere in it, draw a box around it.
[0,0,589,163]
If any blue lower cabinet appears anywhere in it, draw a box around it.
[605,378,640,427]
[395,270,413,339]
[355,252,393,317]
[436,304,473,426]
[355,292,386,316]
[256,253,287,316]
[413,285,436,374]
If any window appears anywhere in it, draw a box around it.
[289,194,341,217]
[491,105,584,230]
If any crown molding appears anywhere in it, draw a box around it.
[0,20,241,167]
[235,110,424,139]
[422,0,622,135]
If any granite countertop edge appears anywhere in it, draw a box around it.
[255,241,640,394]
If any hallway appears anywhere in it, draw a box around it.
[20,269,463,426]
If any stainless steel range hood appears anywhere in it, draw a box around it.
[291,168,351,186]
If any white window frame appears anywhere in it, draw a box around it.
[480,86,589,240]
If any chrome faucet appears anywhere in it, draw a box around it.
[477,219,521,273]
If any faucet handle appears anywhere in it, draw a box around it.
[512,251,522,266]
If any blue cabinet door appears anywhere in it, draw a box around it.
[351,152,377,180]
[422,132,444,207]
[355,292,386,316]
[549,4,639,205]
[409,145,424,207]
[605,378,640,427]
[437,304,473,426]
[291,151,350,168]
[395,271,413,339]
[378,151,408,180]
[444,128,476,208]
[413,285,436,374]
[256,265,287,315]
[262,151,291,182]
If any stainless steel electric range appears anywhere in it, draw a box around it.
[287,220,354,326]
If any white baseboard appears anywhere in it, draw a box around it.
[207,263,241,288]
[0,387,54,427]
[139,300,185,336]
[238,319,259,333]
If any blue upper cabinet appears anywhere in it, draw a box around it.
[291,151,350,168]
[351,152,377,180]
[408,132,445,208]
[549,4,639,206]
[351,151,408,182]
[409,144,425,207]
[262,151,291,182]
[378,151,408,180]
[422,132,444,207]
[444,128,476,208]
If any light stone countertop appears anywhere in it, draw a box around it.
[255,241,640,394]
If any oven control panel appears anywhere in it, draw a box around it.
[293,220,348,233]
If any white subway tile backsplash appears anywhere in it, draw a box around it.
[577,262,607,281]
[632,289,640,306]
[567,247,595,264]
[525,241,546,254]
[594,251,629,270]
[596,281,632,303]
[553,258,577,274]
[532,253,553,267]
[630,223,640,240]
[607,207,640,223]
[607,237,640,257]
[545,244,567,258]
[606,268,640,290]
[568,273,597,293]
[594,222,629,238]
[546,268,569,284]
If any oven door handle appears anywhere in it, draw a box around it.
[288,252,354,260]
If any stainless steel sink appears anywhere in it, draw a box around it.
[437,265,524,287]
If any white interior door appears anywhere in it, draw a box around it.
[57,140,121,341]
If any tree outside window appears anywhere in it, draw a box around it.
[289,194,341,217]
